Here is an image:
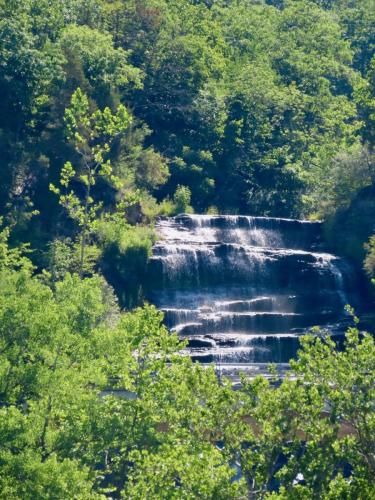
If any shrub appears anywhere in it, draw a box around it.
[157,198,176,217]
[173,185,193,214]
[140,194,175,219]
[45,238,101,281]
[206,205,219,215]
[97,220,156,308]
[364,235,375,278]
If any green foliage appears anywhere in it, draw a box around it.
[314,146,375,217]
[238,325,375,498]
[59,25,142,103]
[0,5,64,213]
[323,181,375,277]
[115,121,170,192]
[364,235,375,278]
[355,55,375,146]
[206,205,219,215]
[0,267,243,496]
[158,199,176,217]
[0,261,374,497]
[124,443,245,499]
[0,7,64,127]
[0,269,116,496]
[1,0,374,240]
[97,220,156,308]
[173,185,193,215]
[44,238,101,281]
[50,88,132,276]
[0,451,98,500]
[0,220,34,273]
[0,1,374,495]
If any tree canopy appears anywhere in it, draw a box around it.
[0,240,374,497]
[0,1,374,496]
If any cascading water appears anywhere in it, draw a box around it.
[147,214,359,379]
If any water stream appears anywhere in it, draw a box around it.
[147,215,359,379]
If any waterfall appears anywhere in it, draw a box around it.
[147,214,359,378]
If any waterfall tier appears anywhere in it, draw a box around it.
[147,214,358,378]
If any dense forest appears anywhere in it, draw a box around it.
[0,0,374,498]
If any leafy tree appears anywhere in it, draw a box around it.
[115,120,170,192]
[173,185,193,214]
[0,268,116,497]
[50,88,132,276]
[0,1,375,494]
[237,322,375,498]
[0,228,374,497]
[0,8,64,213]
[328,0,375,74]
[355,55,375,147]
[314,146,375,216]
[44,238,101,282]
[0,258,245,496]
[124,442,246,499]
[59,25,142,105]
[0,219,34,273]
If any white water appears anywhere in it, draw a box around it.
[147,214,354,377]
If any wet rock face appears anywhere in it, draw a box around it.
[147,215,360,377]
